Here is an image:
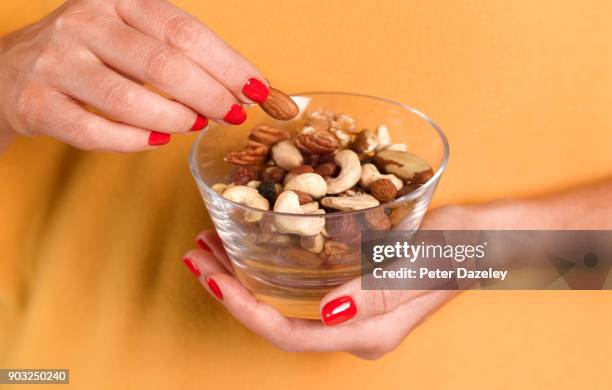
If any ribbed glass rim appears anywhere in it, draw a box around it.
[189,91,449,217]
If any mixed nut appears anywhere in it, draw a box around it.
[212,107,434,267]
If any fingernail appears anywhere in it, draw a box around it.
[182,257,201,278]
[196,238,210,251]
[191,114,208,131]
[148,131,171,146]
[206,276,223,300]
[242,78,269,103]
[223,104,247,125]
[321,296,356,326]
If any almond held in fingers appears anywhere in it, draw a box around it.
[259,87,299,120]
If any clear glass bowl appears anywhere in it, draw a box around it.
[189,92,449,319]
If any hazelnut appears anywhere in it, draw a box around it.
[262,166,286,184]
[369,178,398,203]
[314,162,339,178]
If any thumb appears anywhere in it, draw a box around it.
[319,278,428,326]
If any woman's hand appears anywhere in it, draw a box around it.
[181,207,475,360]
[0,0,269,151]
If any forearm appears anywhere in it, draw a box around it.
[471,179,612,229]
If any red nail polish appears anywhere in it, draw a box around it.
[191,114,208,131]
[183,257,201,278]
[321,296,356,326]
[242,78,269,103]
[196,238,210,251]
[206,277,223,300]
[223,104,247,125]
[148,131,171,146]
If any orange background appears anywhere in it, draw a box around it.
[1,1,612,389]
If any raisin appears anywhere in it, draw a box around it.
[258,181,277,206]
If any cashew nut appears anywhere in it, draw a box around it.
[359,163,403,190]
[274,191,325,235]
[212,182,232,194]
[301,233,325,253]
[271,140,303,171]
[221,185,270,222]
[300,202,320,213]
[321,194,380,211]
[376,124,392,150]
[326,150,362,194]
[284,173,328,199]
[246,180,261,188]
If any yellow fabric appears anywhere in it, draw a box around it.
[2,1,612,388]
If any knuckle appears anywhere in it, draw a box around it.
[102,80,138,116]
[363,290,399,316]
[265,319,301,353]
[164,15,200,51]
[14,85,42,126]
[52,1,92,33]
[214,55,238,80]
[206,90,234,116]
[142,45,187,86]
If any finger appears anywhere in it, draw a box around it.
[187,247,454,356]
[84,19,246,124]
[27,90,169,151]
[116,0,270,103]
[194,230,234,275]
[55,57,207,133]
[319,277,429,326]
[182,248,227,280]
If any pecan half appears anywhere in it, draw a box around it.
[249,124,291,145]
[323,240,360,266]
[276,246,325,269]
[294,128,340,154]
[225,139,269,165]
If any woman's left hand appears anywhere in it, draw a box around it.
[182,224,458,360]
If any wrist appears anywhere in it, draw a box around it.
[467,199,533,230]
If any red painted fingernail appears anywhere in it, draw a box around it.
[182,257,201,278]
[206,276,223,300]
[321,296,356,326]
[242,78,269,103]
[148,131,171,146]
[196,238,210,251]
[223,104,247,125]
[191,114,208,131]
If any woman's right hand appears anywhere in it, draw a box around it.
[0,0,270,151]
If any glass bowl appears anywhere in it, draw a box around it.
[189,92,449,319]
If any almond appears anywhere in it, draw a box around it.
[369,178,398,202]
[293,190,314,205]
[259,88,299,120]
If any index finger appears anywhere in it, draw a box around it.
[116,0,270,103]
